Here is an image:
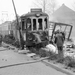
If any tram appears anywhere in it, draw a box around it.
[19,9,49,48]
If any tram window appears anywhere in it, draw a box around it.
[44,18,47,29]
[22,21,25,30]
[33,19,36,30]
[38,19,42,30]
[26,18,31,30]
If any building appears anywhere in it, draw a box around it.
[0,21,11,36]
[50,4,75,38]
[10,20,18,39]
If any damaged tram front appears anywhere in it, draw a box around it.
[20,9,49,48]
[16,8,73,49]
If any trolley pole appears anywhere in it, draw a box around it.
[12,0,21,49]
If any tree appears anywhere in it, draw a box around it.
[32,0,59,16]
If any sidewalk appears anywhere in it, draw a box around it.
[42,60,75,75]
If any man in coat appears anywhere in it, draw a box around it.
[54,30,65,61]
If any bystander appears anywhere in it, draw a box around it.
[54,30,65,61]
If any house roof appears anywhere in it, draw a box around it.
[50,4,75,24]
[50,4,75,38]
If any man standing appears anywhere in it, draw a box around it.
[54,30,65,61]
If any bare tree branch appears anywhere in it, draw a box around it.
[32,0,59,16]
[33,0,43,7]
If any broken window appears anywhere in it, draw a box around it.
[26,18,31,30]
[44,18,47,29]
[33,19,36,30]
[22,20,25,30]
[38,18,42,30]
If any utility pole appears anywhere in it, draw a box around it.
[12,0,21,49]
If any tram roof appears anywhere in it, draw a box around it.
[21,11,48,18]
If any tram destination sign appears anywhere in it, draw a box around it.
[31,8,42,12]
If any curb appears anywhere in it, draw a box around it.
[0,57,49,69]
[42,60,75,75]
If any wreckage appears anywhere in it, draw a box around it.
[15,9,73,49]
[9,6,75,59]
[11,0,73,51]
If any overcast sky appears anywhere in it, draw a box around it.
[0,0,74,24]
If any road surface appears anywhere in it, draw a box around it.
[0,46,68,75]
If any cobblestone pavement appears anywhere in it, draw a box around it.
[0,46,66,75]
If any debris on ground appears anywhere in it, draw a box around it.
[18,50,30,54]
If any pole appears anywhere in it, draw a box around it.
[12,0,21,48]
[12,0,18,20]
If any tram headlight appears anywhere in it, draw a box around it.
[35,14,41,17]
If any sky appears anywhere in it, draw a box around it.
[0,0,74,24]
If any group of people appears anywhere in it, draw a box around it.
[53,30,65,61]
